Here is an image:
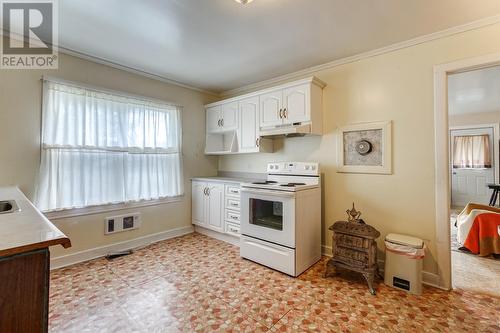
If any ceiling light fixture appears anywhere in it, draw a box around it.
[234,0,254,4]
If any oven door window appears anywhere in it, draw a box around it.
[249,198,283,231]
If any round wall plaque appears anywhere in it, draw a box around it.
[355,140,372,155]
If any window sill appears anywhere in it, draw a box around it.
[44,196,184,220]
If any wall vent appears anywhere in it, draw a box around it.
[105,213,141,234]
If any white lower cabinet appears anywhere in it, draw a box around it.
[191,181,224,232]
[192,180,241,237]
[191,181,207,226]
[206,183,224,232]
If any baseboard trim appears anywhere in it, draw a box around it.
[50,226,194,270]
[194,226,240,246]
[320,245,446,289]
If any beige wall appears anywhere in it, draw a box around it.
[219,22,500,273]
[0,53,218,258]
[449,110,500,126]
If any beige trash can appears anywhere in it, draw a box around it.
[384,233,425,295]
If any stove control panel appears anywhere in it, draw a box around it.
[267,162,319,175]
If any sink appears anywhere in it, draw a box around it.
[0,200,20,214]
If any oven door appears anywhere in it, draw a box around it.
[240,188,295,248]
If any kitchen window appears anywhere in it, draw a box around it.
[35,78,183,212]
[452,134,491,169]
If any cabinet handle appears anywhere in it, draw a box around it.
[279,109,283,119]
[203,188,207,195]
[217,119,221,127]
[221,118,224,127]
[256,138,260,147]
[207,188,210,196]
[283,108,287,118]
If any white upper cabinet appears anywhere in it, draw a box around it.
[221,102,238,131]
[206,106,222,133]
[283,84,309,125]
[207,102,238,133]
[239,96,259,152]
[259,90,283,128]
[204,77,325,154]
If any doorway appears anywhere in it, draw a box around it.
[446,66,500,295]
[434,54,500,291]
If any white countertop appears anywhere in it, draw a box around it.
[191,176,260,184]
[0,187,71,257]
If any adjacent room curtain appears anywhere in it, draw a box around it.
[35,79,183,211]
[452,135,491,169]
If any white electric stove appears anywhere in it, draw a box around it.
[240,162,321,277]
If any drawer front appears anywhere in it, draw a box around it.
[240,236,295,276]
[225,210,240,224]
[225,222,240,237]
[225,185,241,197]
[225,197,240,211]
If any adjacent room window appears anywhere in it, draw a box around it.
[35,79,183,212]
[452,134,491,169]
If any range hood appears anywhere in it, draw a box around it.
[259,124,312,138]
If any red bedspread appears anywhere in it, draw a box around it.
[463,213,500,256]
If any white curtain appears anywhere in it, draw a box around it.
[452,135,491,169]
[35,80,183,211]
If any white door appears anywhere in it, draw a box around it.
[260,90,283,128]
[239,96,259,153]
[221,102,239,131]
[192,181,207,226]
[240,188,296,248]
[206,183,224,232]
[451,127,495,207]
[283,84,309,125]
[206,106,221,133]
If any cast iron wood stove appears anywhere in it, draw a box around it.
[325,205,381,295]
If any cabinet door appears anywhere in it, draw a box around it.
[206,106,221,133]
[221,102,239,131]
[259,89,283,128]
[191,181,206,226]
[206,183,224,232]
[283,84,309,124]
[239,96,259,153]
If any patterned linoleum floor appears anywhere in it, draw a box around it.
[49,233,500,333]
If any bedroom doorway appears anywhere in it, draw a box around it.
[447,66,500,295]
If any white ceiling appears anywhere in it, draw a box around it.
[59,0,500,93]
[448,66,500,115]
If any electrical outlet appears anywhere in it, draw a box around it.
[105,213,141,234]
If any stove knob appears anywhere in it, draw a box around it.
[311,165,316,170]
[305,165,310,170]
[269,165,274,170]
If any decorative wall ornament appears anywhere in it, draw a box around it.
[338,121,392,174]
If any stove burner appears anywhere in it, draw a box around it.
[252,181,278,185]
[280,182,306,187]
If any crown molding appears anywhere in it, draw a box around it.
[58,46,220,97]
[221,14,500,97]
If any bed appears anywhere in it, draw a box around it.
[456,203,500,256]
